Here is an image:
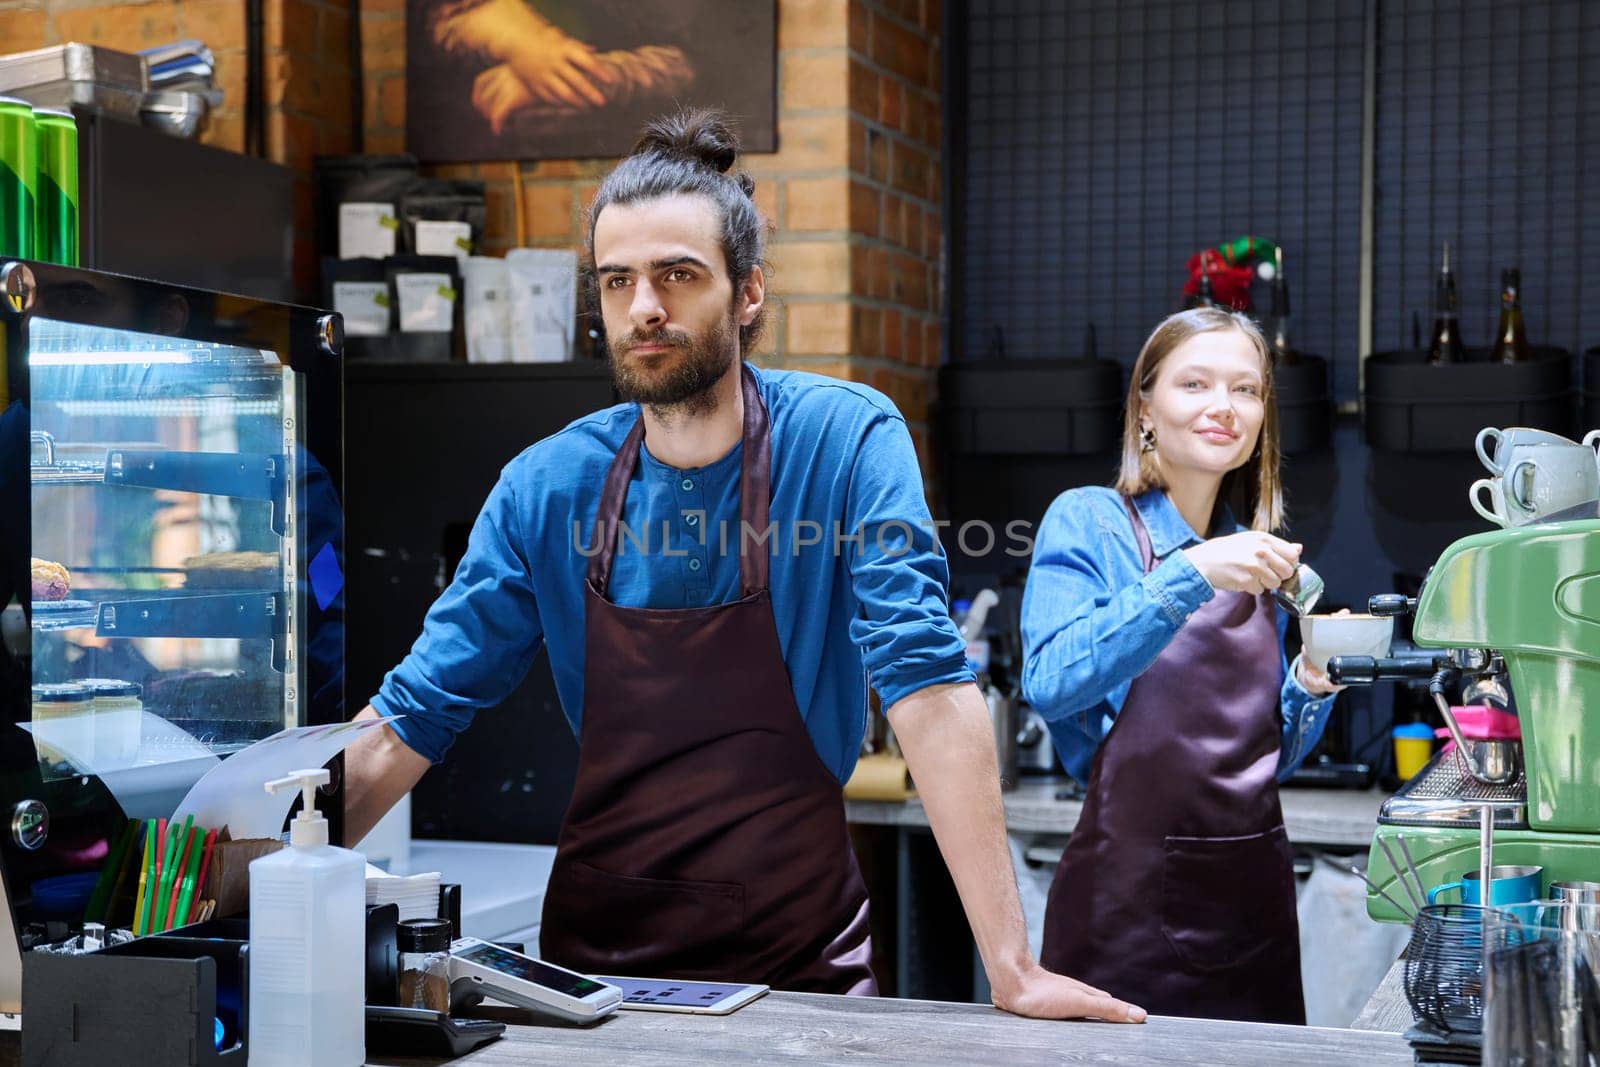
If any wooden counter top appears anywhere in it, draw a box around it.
[367,991,1411,1066]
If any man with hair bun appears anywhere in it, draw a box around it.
[343,108,1145,1023]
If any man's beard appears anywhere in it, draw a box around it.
[608,313,739,419]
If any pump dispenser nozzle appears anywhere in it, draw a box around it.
[265,768,331,847]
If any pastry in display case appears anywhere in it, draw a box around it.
[0,260,345,1014]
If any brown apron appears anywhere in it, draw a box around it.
[539,363,876,995]
[1039,496,1305,1024]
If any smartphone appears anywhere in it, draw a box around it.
[592,976,769,1015]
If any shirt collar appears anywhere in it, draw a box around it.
[633,365,760,482]
[1130,487,1242,557]
[638,431,744,482]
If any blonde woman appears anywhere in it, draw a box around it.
[1020,307,1340,1024]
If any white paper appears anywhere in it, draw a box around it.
[506,248,576,362]
[332,281,390,337]
[338,202,398,259]
[464,256,512,363]
[19,712,220,821]
[365,862,442,921]
[170,716,402,839]
[395,272,456,333]
[414,219,474,262]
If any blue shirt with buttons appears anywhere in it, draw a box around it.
[1020,485,1337,785]
[372,366,974,782]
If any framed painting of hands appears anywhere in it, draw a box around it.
[406,0,777,162]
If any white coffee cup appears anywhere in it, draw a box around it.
[1475,425,1575,475]
[1469,440,1600,526]
[1299,613,1395,673]
[1469,477,1511,526]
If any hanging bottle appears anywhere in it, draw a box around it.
[1489,267,1533,363]
[1187,250,1217,309]
[1267,246,1299,364]
[1426,242,1464,365]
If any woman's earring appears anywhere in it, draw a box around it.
[1139,425,1157,453]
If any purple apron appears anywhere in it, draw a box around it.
[540,363,876,995]
[1039,496,1305,1023]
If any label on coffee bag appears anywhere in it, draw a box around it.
[395,272,456,333]
[414,220,473,262]
[332,281,390,336]
[339,202,398,259]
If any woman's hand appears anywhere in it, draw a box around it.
[1295,608,1350,696]
[1294,655,1345,696]
[1182,531,1301,595]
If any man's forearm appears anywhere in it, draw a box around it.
[344,705,432,845]
[886,682,1031,999]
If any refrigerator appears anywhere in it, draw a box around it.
[0,258,343,1014]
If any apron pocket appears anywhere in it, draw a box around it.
[550,859,747,964]
[1160,827,1297,974]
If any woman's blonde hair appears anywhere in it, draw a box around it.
[1114,307,1284,533]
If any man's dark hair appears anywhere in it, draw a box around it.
[586,108,767,353]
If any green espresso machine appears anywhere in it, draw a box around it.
[1352,512,1600,922]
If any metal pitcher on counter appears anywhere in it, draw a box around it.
[985,682,1019,790]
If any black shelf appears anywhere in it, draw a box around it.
[95,592,282,641]
[1276,354,1333,455]
[1363,348,1575,453]
[940,358,1124,457]
[343,360,612,384]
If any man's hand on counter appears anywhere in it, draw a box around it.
[991,960,1146,1022]
[886,683,1147,1024]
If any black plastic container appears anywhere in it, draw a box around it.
[24,931,249,1065]
[1583,347,1600,433]
[312,153,420,261]
[1363,347,1574,453]
[1274,353,1332,454]
[940,358,1124,456]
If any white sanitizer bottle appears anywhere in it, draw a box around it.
[248,768,365,1066]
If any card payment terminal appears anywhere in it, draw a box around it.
[447,938,622,1025]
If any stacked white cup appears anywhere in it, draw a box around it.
[1469,426,1600,526]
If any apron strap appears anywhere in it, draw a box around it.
[1121,494,1158,575]
[586,414,648,594]
[736,362,771,597]
[587,363,771,597]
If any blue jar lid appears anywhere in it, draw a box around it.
[81,678,141,698]
[1392,722,1435,739]
[31,683,94,703]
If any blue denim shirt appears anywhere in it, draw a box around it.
[1020,485,1336,785]
[371,367,973,780]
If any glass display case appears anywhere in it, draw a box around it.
[0,260,344,1009]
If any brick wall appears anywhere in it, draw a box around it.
[3,1,944,466]
[10,0,357,293]
[0,0,249,152]
[844,0,942,473]
[359,0,944,475]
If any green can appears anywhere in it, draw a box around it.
[0,96,37,261]
[33,108,78,266]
